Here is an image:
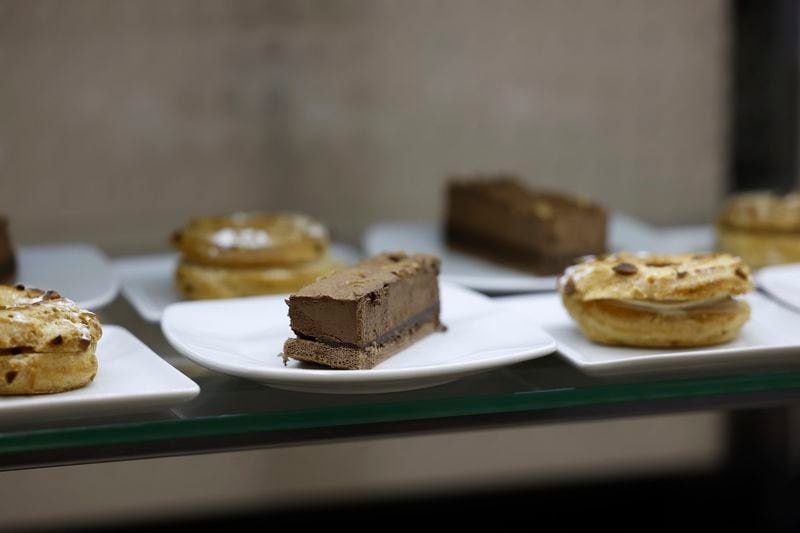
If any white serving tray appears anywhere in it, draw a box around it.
[0,325,199,423]
[13,244,119,310]
[756,263,800,313]
[495,292,800,377]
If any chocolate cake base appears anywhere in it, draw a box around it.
[283,319,444,370]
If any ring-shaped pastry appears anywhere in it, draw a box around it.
[175,254,344,300]
[558,253,753,348]
[0,285,101,394]
[717,192,800,269]
[172,212,329,268]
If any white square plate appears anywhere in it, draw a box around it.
[362,215,713,294]
[756,263,800,313]
[161,283,557,394]
[495,292,800,376]
[114,243,361,323]
[0,325,199,423]
[15,244,119,310]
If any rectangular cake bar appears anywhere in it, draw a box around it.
[445,176,607,275]
[283,252,444,370]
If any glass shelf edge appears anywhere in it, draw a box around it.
[3,370,800,456]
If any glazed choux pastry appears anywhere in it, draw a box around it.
[176,254,343,300]
[171,212,343,299]
[0,284,102,395]
[717,191,800,269]
[558,253,753,348]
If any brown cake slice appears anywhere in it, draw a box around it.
[283,252,445,370]
[445,176,607,275]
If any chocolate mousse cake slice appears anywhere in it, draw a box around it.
[283,252,445,370]
[445,176,607,275]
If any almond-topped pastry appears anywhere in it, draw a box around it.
[717,191,800,268]
[0,284,102,394]
[558,253,753,348]
[171,212,343,299]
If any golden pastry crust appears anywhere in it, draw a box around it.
[717,226,800,269]
[0,345,98,395]
[561,297,750,348]
[718,191,800,232]
[176,255,344,299]
[171,212,330,268]
[717,192,800,269]
[558,253,753,302]
[558,253,753,348]
[0,285,101,395]
[0,285,102,353]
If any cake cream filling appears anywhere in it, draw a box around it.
[608,295,742,314]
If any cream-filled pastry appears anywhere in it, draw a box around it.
[558,253,753,348]
[717,191,800,268]
[0,284,102,394]
[171,212,343,299]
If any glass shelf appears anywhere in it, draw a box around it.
[3,297,800,471]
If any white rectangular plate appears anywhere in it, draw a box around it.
[0,325,199,423]
[161,283,557,394]
[495,292,800,377]
[756,263,800,313]
[362,215,713,294]
[114,243,362,323]
[15,244,119,310]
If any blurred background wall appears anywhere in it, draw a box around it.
[0,0,730,254]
